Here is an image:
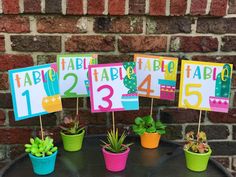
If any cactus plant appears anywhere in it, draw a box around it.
[43,68,59,96]
[163,60,177,81]
[215,64,231,98]
[123,62,137,94]
[25,137,58,157]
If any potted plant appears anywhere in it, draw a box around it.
[25,136,58,175]
[184,131,212,172]
[60,115,85,151]
[132,115,166,149]
[101,129,132,172]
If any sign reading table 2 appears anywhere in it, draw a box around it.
[179,60,233,113]
[57,54,98,98]
[134,54,178,101]
[89,63,139,113]
[9,64,62,121]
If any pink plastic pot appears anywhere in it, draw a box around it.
[102,146,130,172]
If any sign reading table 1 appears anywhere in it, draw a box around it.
[179,60,233,113]
[134,54,178,101]
[89,63,139,113]
[9,63,62,121]
[57,54,98,98]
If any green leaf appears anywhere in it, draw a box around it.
[134,117,144,125]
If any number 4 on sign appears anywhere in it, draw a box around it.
[138,74,154,97]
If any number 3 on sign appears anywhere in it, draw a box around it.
[184,83,202,108]
[97,85,114,111]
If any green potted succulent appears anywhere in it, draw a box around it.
[60,115,85,151]
[184,131,212,172]
[25,136,58,175]
[101,129,132,172]
[132,115,166,149]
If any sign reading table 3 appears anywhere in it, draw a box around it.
[179,60,233,113]
[88,63,139,113]
[9,64,62,121]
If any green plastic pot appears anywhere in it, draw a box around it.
[184,148,212,172]
[60,130,85,152]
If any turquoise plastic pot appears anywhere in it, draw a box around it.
[29,151,57,175]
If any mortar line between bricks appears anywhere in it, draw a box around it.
[0,0,2,13]
[186,0,191,15]
[145,0,149,14]
[143,16,147,35]
[19,0,24,13]
[125,0,129,15]
[166,36,170,52]
[4,34,12,53]
[83,0,87,14]
[104,0,108,15]
[191,17,197,34]
[206,0,211,15]
[166,0,170,16]
[61,35,66,52]
[226,0,230,16]
[41,0,45,13]
[29,16,37,33]
[62,0,66,15]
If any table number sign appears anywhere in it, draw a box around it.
[57,54,98,98]
[88,62,139,113]
[179,60,233,113]
[134,54,178,100]
[9,64,62,121]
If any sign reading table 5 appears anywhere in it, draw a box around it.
[89,63,139,113]
[9,64,62,121]
[57,54,98,98]
[179,60,233,113]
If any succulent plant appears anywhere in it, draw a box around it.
[123,62,137,94]
[60,115,85,135]
[25,137,57,157]
[132,115,166,135]
[101,129,132,153]
[215,64,231,98]
[184,131,210,154]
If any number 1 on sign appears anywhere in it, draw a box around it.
[138,74,154,96]
[22,90,32,116]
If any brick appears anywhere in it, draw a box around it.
[233,126,236,139]
[210,0,227,16]
[170,0,187,16]
[0,35,4,51]
[0,54,33,72]
[109,0,125,15]
[0,16,30,33]
[149,0,166,16]
[233,74,236,89]
[98,54,133,64]
[0,110,5,125]
[129,0,145,15]
[170,36,218,52]
[66,0,83,15]
[212,157,230,169]
[197,18,236,34]
[209,142,236,155]
[45,0,61,13]
[0,146,7,161]
[0,128,33,144]
[9,145,24,160]
[162,125,183,140]
[208,109,236,123]
[147,17,192,34]
[232,157,236,170]
[190,0,207,15]
[87,125,107,134]
[160,108,202,123]
[234,94,236,107]
[35,127,61,143]
[62,98,83,108]
[94,17,143,34]
[2,0,19,14]
[37,55,56,65]
[11,35,61,52]
[87,0,104,15]
[118,36,167,52]
[221,36,236,52]
[37,16,87,33]
[65,35,115,52]
[185,125,229,140]
[9,111,57,126]
[192,55,236,70]
[0,93,12,109]
[24,0,41,13]
[139,96,178,108]
[0,73,8,90]
[229,0,236,14]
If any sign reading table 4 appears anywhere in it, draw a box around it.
[179,60,233,113]
[88,62,139,113]
[9,63,62,121]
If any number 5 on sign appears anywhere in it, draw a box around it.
[9,64,62,121]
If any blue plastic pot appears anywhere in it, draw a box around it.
[29,151,57,175]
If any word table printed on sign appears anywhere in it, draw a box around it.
[89,62,139,113]
[134,54,178,101]
[9,64,62,121]
[57,54,98,98]
[179,60,233,113]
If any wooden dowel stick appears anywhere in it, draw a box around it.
[76,97,79,115]
[150,98,154,117]
[112,112,115,132]
[197,110,202,136]
[39,116,44,140]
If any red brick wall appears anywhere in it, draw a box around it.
[0,0,236,175]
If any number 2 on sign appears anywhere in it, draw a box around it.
[138,74,154,96]
[184,83,202,108]
[97,85,114,111]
